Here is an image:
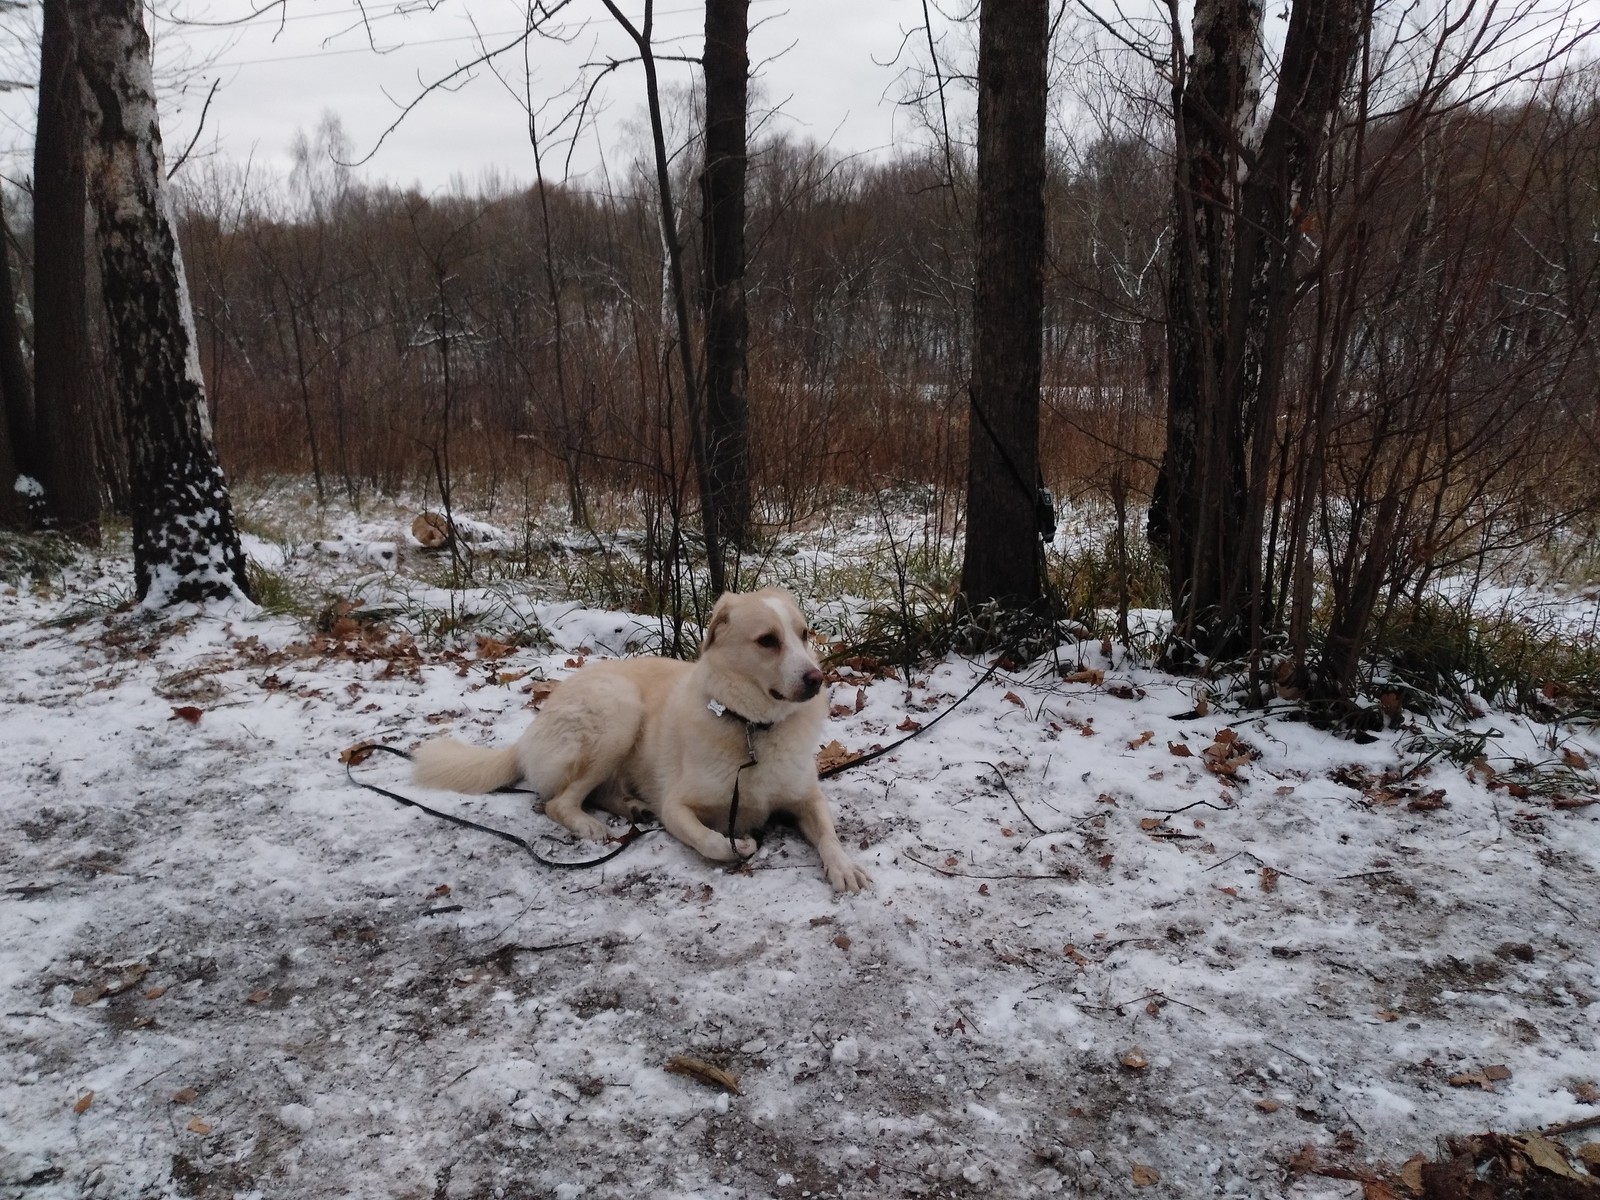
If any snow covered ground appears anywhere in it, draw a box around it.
[2,505,1598,1199]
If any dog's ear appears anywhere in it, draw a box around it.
[703,593,735,647]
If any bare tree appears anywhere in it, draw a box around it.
[69,0,250,605]
[700,0,752,548]
[0,190,33,529]
[960,0,1050,613]
[1152,0,1365,664]
[31,0,102,542]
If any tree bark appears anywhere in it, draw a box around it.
[700,0,752,548]
[70,0,250,605]
[959,0,1049,612]
[0,191,33,528]
[32,0,103,542]
[1153,0,1362,664]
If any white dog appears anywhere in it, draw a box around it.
[411,589,872,892]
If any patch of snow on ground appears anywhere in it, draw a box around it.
[1,525,1598,1198]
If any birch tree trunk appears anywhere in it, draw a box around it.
[69,0,250,605]
[959,0,1049,613]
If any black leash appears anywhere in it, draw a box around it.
[348,659,1002,869]
[817,658,1003,779]
[708,703,769,856]
[342,743,653,869]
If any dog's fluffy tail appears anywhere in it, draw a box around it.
[411,736,521,794]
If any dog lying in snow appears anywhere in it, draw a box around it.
[411,588,872,892]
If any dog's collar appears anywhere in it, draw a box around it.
[706,698,772,732]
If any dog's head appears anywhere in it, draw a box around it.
[702,588,825,708]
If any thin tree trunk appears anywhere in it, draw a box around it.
[71,0,250,605]
[959,0,1049,612]
[700,0,752,548]
[33,0,102,542]
[599,0,725,599]
[1154,0,1363,665]
[0,192,33,527]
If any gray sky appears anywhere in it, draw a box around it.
[128,0,934,195]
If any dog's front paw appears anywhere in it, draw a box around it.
[825,857,872,893]
[704,835,758,862]
[559,813,614,843]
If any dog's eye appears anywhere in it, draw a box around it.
[757,633,781,649]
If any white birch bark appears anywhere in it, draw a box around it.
[69,0,250,607]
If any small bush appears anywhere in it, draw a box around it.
[0,530,78,586]
[1371,597,1600,718]
[246,561,306,616]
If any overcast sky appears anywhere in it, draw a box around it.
[2,0,944,196]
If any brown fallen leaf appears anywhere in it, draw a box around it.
[1561,747,1589,770]
[1138,818,1165,831]
[170,706,203,724]
[1063,669,1105,687]
[1513,1133,1583,1179]
[476,635,514,660]
[1120,1047,1149,1071]
[1576,1143,1600,1168]
[185,1116,213,1135]
[1363,1181,1403,1200]
[833,934,852,951]
[246,988,271,1004]
[853,686,867,714]
[339,742,378,766]
[72,983,107,1007]
[1574,1081,1599,1103]
[171,1087,198,1104]
[1261,867,1280,894]
[1448,1071,1492,1090]
[1482,1063,1512,1081]
[1132,1164,1160,1186]
[1256,1098,1281,1113]
[1407,790,1447,812]
[73,1091,94,1115]
[1169,742,1193,758]
[1127,730,1154,750]
[816,740,864,773]
[895,716,922,732]
[144,985,167,1000]
[1399,1156,1426,1192]
[664,1055,741,1096]
[496,670,527,685]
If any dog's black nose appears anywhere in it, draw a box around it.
[801,669,824,699]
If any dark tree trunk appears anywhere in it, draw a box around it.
[959,0,1048,612]
[32,0,103,543]
[0,192,34,528]
[700,0,752,548]
[70,0,250,605]
[0,197,34,506]
[1153,0,1362,664]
